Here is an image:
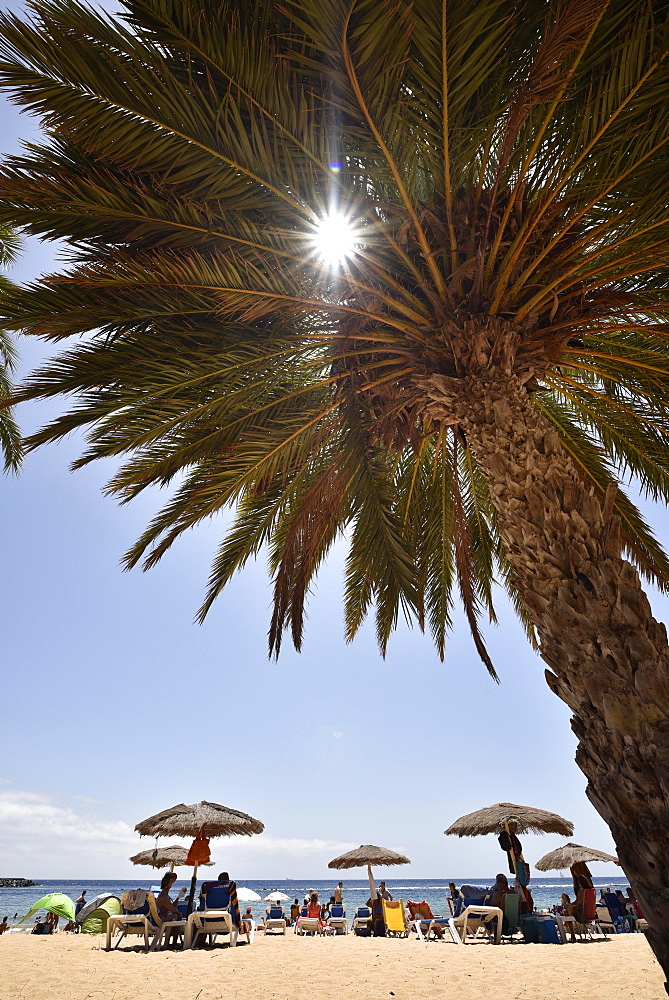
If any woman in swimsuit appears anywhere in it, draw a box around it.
[156,872,181,923]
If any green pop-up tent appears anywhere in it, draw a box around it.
[19,892,76,924]
[79,895,121,934]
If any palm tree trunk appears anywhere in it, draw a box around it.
[424,368,669,983]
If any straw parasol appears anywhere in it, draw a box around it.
[328,845,410,901]
[135,801,264,838]
[445,802,574,838]
[535,843,618,871]
[129,845,214,874]
[135,801,264,913]
[445,802,573,885]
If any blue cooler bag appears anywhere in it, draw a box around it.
[520,914,540,942]
[537,917,561,944]
[521,914,562,944]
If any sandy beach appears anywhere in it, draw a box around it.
[1,930,664,1000]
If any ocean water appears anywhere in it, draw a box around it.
[0,875,630,925]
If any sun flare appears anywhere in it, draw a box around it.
[312,212,358,267]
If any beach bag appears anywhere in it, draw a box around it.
[186,828,211,865]
[538,917,561,944]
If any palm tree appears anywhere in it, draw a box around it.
[0,225,22,471]
[0,0,669,971]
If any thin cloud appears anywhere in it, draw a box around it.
[0,788,136,876]
[0,788,356,879]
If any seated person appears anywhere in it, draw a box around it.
[570,862,593,894]
[242,906,254,933]
[565,874,591,941]
[615,890,636,928]
[290,899,301,925]
[156,872,183,944]
[557,892,571,915]
[487,873,515,908]
[486,874,516,935]
[304,892,328,931]
[200,871,233,907]
[615,889,630,910]
[199,871,241,926]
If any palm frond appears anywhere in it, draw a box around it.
[1,0,669,668]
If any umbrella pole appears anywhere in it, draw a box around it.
[187,863,199,916]
[169,862,176,874]
[367,863,377,900]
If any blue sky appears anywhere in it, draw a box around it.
[1,2,661,882]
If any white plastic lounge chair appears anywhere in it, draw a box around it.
[352,906,372,935]
[407,901,450,941]
[265,906,287,935]
[448,904,503,944]
[105,892,182,951]
[184,910,239,949]
[327,904,348,934]
[595,905,615,935]
[295,915,321,935]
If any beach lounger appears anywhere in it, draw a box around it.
[602,892,633,932]
[265,906,287,935]
[448,904,503,944]
[198,883,231,910]
[382,899,408,938]
[327,904,348,935]
[595,905,615,935]
[407,901,450,941]
[151,914,187,951]
[185,910,240,948]
[105,892,182,951]
[295,915,321,935]
[352,906,373,936]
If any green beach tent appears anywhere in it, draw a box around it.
[19,892,76,924]
[80,895,122,934]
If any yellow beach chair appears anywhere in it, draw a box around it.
[382,898,408,938]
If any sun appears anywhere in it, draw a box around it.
[312,212,359,267]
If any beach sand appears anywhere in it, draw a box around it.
[1,929,664,1000]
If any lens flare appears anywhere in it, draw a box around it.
[312,213,358,267]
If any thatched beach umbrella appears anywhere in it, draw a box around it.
[445,802,573,884]
[535,842,618,871]
[135,800,264,913]
[328,844,410,901]
[129,844,214,874]
[445,802,574,838]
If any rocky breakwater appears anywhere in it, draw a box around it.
[0,878,38,887]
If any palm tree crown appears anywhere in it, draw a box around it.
[0,0,668,670]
